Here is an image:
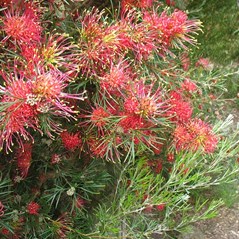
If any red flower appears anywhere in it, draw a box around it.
[124,80,162,118]
[61,131,82,151]
[99,61,133,94]
[1,228,9,235]
[2,7,42,45]
[16,143,33,178]
[27,201,40,215]
[143,9,201,50]
[167,153,175,162]
[118,114,146,133]
[51,154,61,164]
[174,118,218,153]
[167,96,193,123]
[155,203,166,211]
[0,73,39,152]
[91,107,110,127]
[87,137,108,158]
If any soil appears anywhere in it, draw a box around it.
[180,203,239,239]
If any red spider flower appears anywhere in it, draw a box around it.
[40,33,79,76]
[51,154,61,164]
[2,6,42,45]
[27,201,40,215]
[75,197,85,209]
[91,107,110,127]
[31,69,85,118]
[99,61,133,94]
[155,203,166,211]
[143,9,201,51]
[167,153,175,162]
[167,100,193,123]
[87,137,108,158]
[167,91,193,123]
[0,73,39,152]
[174,118,218,153]
[78,9,130,76]
[165,0,175,6]
[61,131,82,151]
[124,80,163,118]
[118,114,146,133]
[16,143,33,178]
[122,16,157,61]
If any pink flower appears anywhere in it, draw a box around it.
[21,33,79,77]
[143,9,201,50]
[27,201,40,215]
[77,9,129,76]
[31,68,86,121]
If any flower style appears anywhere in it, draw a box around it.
[174,118,218,153]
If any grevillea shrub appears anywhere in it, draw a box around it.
[0,0,238,238]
